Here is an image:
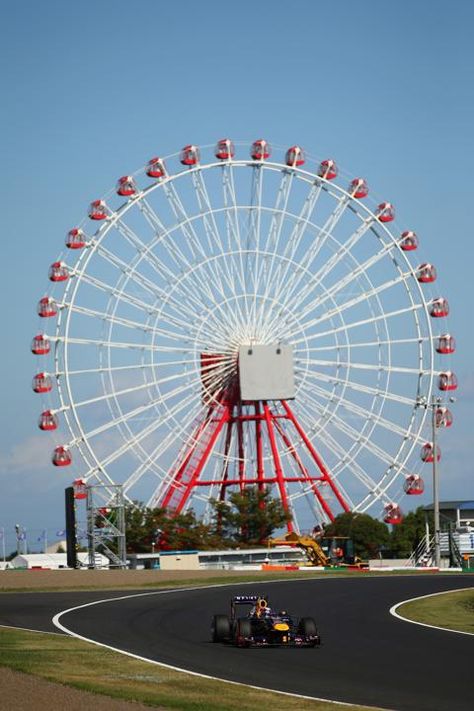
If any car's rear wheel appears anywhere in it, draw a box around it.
[234,618,252,647]
[211,614,231,642]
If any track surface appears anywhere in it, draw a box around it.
[2,576,473,710]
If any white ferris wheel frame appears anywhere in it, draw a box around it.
[34,143,451,527]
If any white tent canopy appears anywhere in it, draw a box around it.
[11,553,109,569]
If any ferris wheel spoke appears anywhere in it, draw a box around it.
[190,170,250,328]
[288,257,411,335]
[160,182,239,309]
[304,216,375,290]
[291,303,423,345]
[288,397,360,504]
[304,335,430,352]
[254,178,325,328]
[276,194,355,305]
[163,179,213,256]
[301,367,417,407]
[305,391,398,467]
[63,359,198,378]
[264,188,350,318]
[296,396,383,496]
[253,171,294,327]
[57,336,206,353]
[84,387,201,473]
[99,395,203,468]
[109,212,235,322]
[83,266,240,347]
[147,401,230,506]
[299,376,419,442]
[246,164,264,329]
[63,301,197,344]
[264,171,294,255]
[136,196,199,276]
[124,401,206,496]
[93,410,186,473]
[71,370,197,412]
[88,243,207,326]
[221,166,251,321]
[299,356,425,377]
[274,214,375,323]
[289,235,397,323]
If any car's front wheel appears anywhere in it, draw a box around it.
[298,616,320,645]
[234,618,252,647]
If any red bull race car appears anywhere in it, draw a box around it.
[211,593,321,648]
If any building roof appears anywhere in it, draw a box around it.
[423,501,474,511]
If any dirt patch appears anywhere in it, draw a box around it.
[0,666,165,710]
[0,568,269,591]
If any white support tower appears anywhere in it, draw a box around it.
[86,483,127,569]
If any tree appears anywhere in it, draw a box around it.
[390,506,432,558]
[211,487,292,547]
[124,502,150,553]
[323,512,390,559]
[124,502,224,553]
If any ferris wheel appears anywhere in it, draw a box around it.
[32,139,457,531]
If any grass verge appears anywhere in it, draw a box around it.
[2,567,467,594]
[0,627,375,710]
[397,588,474,633]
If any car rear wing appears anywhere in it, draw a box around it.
[231,594,268,604]
[231,594,269,617]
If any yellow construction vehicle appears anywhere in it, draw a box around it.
[269,531,366,568]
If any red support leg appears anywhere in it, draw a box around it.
[160,403,231,512]
[272,418,335,521]
[218,417,234,502]
[263,402,294,533]
[281,400,350,513]
[255,401,265,494]
[236,404,245,492]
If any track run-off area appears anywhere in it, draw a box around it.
[1,575,473,711]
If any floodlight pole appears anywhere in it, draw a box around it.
[431,395,441,568]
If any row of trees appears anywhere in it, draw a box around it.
[323,508,432,559]
[125,487,290,552]
[124,486,430,559]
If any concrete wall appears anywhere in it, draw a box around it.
[369,559,411,569]
[159,553,200,570]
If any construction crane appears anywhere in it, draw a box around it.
[269,531,330,567]
[268,531,366,568]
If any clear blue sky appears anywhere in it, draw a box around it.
[1,0,473,552]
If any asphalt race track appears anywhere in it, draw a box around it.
[1,575,473,711]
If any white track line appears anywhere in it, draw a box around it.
[390,586,474,637]
[52,581,391,710]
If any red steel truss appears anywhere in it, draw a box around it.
[158,394,350,529]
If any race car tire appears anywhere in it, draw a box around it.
[235,618,252,647]
[299,616,320,644]
[211,614,231,642]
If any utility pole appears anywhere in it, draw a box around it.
[431,395,441,568]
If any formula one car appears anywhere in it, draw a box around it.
[211,594,320,647]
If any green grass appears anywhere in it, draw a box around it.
[0,627,375,710]
[397,588,474,633]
